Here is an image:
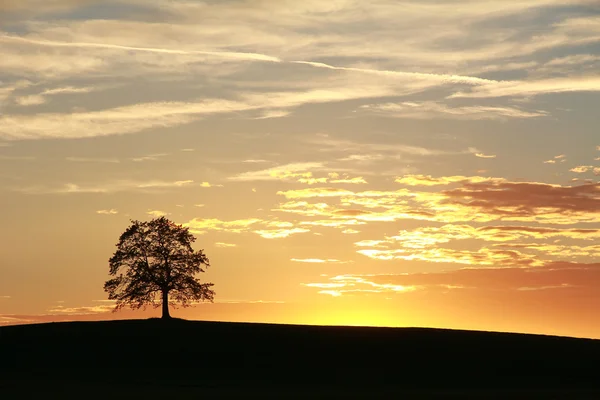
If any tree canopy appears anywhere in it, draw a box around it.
[104,217,215,319]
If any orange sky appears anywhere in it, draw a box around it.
[0,0,599,339]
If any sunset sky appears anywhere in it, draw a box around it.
[1,0,599,339]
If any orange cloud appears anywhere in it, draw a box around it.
[356,247,542,267]
[183,218,262,234]
[254,227,310,239]
[304,262,600,297]
[275,180,600,225]
[394,174,504,186]
[569,165,594,173]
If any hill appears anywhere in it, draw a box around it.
[1,319,599,397]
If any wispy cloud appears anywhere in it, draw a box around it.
[474,153,497,159]
[291,258,349,263]
[147,210,168,217]
[96,209,118,215]
[229,162,325,182]
[303,262,600,297]
[18,179,195,194]
[0,34,282,62]
[14,95,46,106]
[215,242,237,248]
[360,101,547,120]
[131,153,169,162]
[450,76,600,99]
[254,228,310,239]
[184,218,262,234]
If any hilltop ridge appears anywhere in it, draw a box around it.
[1,319,599,397]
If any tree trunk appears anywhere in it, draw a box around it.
[161,290,171,319]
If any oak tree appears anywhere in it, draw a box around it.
[104,217,215,319]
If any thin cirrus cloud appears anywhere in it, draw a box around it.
[303,262,600,297]
[228,162,326,182]
[0,85,417,141]
[17,179,195,194]
[0,100,255,140]
[0,34,282,63]
[96,209,118,215]
[215,242,237,248]
[14,86,99,107]
[449,76,600,99]
[147,210,168,217]
[360,101,547,120]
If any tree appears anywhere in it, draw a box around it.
[104,216,215,319]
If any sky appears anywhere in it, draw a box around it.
[0,0,599,339]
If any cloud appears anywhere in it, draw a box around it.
[0,100,256,140]
[303,262,600,297]
[329,176,368,184]
[357,247,542,267]
[229,162,325,182]
[440,181,600,224]
[450,76,600,99]
[360,101,547,120]
[0,34,281,63]
[274,178,600,225]
[474,153,497,159]
[310,136,467,157]
[14,86,99,107]
[200,182,224,188]
[18,179,195,194]
[570,165,594,173]
[302,274,418,297]
[47,304,115,314]
[215,242,237,248]
[351,224,600,266]
[147,210,168,217]
[291,258,348,263]
[96,209,118,215]
[292,61,496,85]
[254,228,310,239]
[14,95,46,106]
[251,110,291,119]
[243,159,270,163]
[183,218,262,234]
[395,175,504,186]
[277,187,357,199]
[131,153,168,162]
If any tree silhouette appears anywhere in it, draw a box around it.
[104,217,215,319]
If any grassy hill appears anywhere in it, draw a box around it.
[1,319,599,397]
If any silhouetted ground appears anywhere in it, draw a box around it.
[1,319,599,398]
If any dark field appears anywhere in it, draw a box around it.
[1,319,599,398]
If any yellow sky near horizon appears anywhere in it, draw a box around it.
[0,0,599,339]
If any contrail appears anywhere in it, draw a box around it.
[291,61,498,85]
[0,34,282,62]
[2,34,497,85]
